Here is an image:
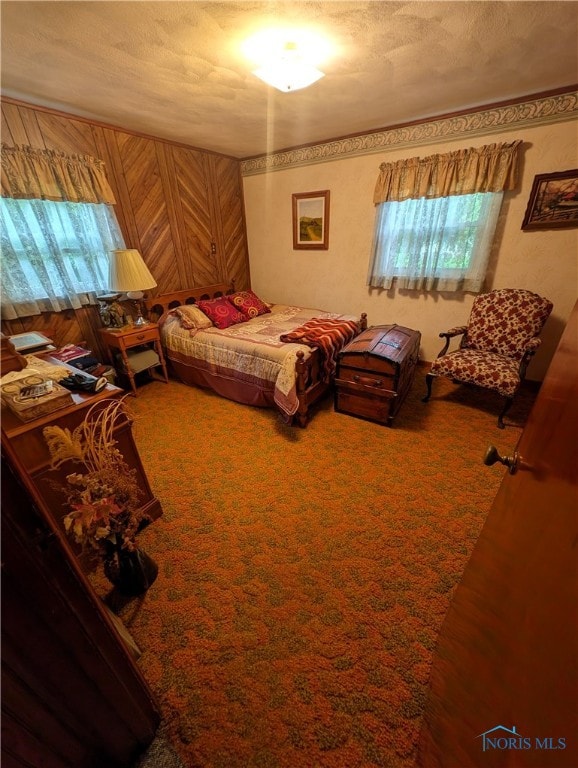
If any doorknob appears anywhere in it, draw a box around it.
[484,445,520,475]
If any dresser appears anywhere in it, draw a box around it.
[1,359,163,534]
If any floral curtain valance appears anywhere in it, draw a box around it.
[373,140,522,204]
[1,143,116,204]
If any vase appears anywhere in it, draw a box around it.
[103,539,158,596]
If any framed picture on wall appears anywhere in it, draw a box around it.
[292,190,330,250]
[521,169,578,230]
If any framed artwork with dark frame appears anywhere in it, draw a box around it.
[521,169,578,231]
[292,190,330,249]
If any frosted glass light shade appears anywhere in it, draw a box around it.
[108,249,157,293]
[243,30,330,93]
[253,61,324,92]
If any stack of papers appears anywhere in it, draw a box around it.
[0,356,69,387]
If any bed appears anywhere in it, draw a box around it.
[145,283,367,426]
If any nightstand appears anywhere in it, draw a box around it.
[98,323,169,396]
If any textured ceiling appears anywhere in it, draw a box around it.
[1,1,577,159]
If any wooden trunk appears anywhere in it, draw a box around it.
[334,324,421,426]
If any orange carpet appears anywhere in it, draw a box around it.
[108,370,535,768]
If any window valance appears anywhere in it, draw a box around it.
[1,143,116,205]
[373,141,522,204]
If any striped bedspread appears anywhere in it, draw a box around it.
[280,317,359,379]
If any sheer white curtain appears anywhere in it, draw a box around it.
[1,197,125,319]
[368,191,503,292]
[368,141,521,293]
[1,143,124,320]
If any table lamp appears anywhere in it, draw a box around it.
[108,249,157,326]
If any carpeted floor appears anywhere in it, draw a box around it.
[134,735,186,768]
[107,369,535,768]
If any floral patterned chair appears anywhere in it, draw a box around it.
[422,288,553,428]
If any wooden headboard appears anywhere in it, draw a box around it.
[144,283,234,320]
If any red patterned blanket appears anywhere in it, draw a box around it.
[280,317,359,379]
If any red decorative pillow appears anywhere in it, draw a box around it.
[196,297,246,330]
[228,290,271,320]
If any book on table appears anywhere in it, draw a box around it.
[8,331,55,354]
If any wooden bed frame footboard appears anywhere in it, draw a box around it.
[144,286,367,426]
[294,312,367,427]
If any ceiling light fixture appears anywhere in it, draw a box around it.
[253,41,324,92]
[243,30,330,93]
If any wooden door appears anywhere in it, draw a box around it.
[170,145,220,287]
[209,154,250,291]
[1,442,160,768]
[417,300,578,767]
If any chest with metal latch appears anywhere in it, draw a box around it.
[334,324,421,426]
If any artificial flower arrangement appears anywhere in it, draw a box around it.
[43,399,148,566]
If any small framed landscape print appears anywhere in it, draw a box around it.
[521,169,578,230]
[292,190,330,250]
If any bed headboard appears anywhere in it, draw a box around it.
[144,282,234,320]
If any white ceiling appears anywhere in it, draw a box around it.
[1,1,577,159]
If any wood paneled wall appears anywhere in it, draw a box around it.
[1,99,250,355]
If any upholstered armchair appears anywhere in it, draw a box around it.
[422,289,553,428]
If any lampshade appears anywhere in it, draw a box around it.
[108,249,157,294]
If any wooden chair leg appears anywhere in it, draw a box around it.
[497,397,514,429]
[422,373,435,403]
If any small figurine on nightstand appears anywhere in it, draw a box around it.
[98,294,127,328]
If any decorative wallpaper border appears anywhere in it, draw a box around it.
[241,90,578,176]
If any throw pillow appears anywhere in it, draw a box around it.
[228,290,271,319]
[197,297,246,330]
[170,304,213,330]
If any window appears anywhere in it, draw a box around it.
[1,197,125,319]
[368,191,503,292]
[368,141,521,293]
